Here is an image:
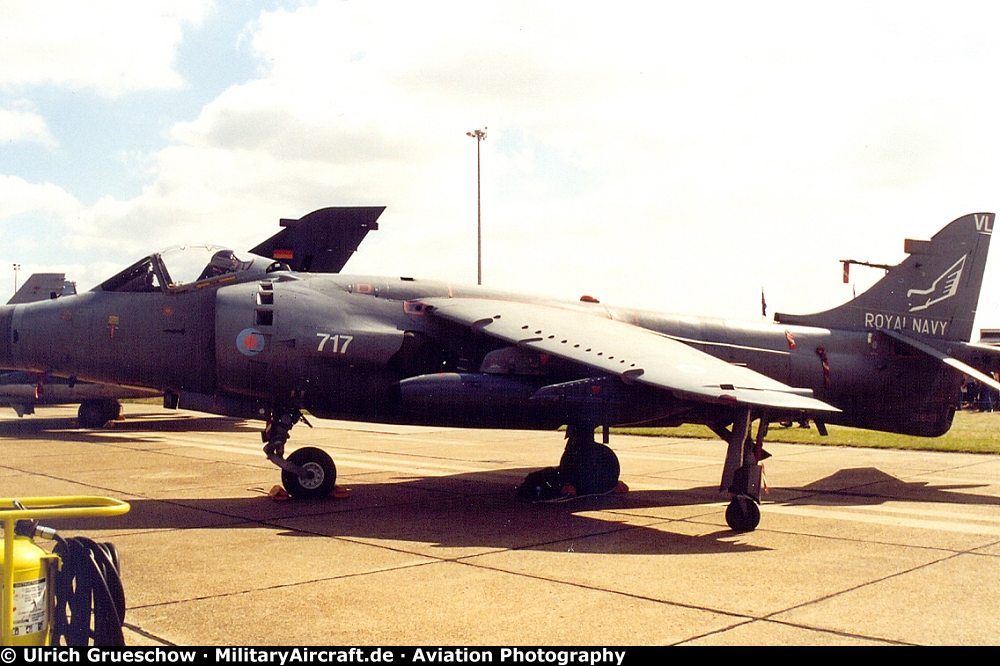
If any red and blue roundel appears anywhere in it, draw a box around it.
[237,328,266,356]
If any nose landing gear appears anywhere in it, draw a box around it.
[262,408,337,499]
[280,447,337,499]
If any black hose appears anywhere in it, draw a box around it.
[51,535,126,646]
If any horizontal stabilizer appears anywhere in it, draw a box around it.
[880,328,1000,393]
[250,206,384,273]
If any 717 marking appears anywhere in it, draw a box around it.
[316,333,353,354]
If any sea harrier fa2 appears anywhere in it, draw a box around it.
[2,208,998,531]
[1,274,158,424]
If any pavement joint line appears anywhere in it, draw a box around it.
[2,466,130,498]
[776,484,999,507]
[670,618,756,645]
[61,417,751,471]
[252,509,680,577]
[450,523,649,563]
[9,408,1000,644]
[717,518,974,554]
[677,544,992,645]
[126,559,441,611]
[677,616,914,646]
[791,483,978,501]
[447,554,761,624]
[973,537,1000,552]
[124,622,176,646]
[753,548,969,626]
[14,461,1000,548]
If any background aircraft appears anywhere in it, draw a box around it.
[1,208,997,531]
[2,272,158,425]
[0,371,157,426]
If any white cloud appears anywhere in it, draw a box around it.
[0,107,58,147]
[0,175,79,218]
[0,0,212,95]
[8,1,1000,328]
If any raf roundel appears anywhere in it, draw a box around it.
[237,328,266,356]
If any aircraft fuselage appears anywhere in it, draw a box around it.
[0,271,961,437]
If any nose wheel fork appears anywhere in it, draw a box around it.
[263,408,337,499]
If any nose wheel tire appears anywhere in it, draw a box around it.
[725,495,761,532]
[281,447,337,499]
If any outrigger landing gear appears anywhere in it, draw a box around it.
[263,408,337,499]
[518,422,621,501]
[717,406,763,532]
[725,495,760,532]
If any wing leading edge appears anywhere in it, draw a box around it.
[423,297,838,414]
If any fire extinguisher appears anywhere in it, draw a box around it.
[2,496,129,647]
[0,522,58,646]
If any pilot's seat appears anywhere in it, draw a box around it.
[198,250,240,281]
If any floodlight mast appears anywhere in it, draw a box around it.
[466,127,487,285]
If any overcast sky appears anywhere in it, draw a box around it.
[3,1,1000,333]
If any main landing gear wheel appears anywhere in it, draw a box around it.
[560,440,621,496]
[281,447,337,499]
[78,398,121,429]
[725,495,761,532]
[518,423,622,501]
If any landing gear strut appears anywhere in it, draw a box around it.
[718,406,763,532]
[263,408,337,499]
[518,423,621,501]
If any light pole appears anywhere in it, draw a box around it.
[12,264,19,295]
[466,127,487,285]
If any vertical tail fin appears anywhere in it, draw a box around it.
[6,273,74,305]
[775,213,993,342]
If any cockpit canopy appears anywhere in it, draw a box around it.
[100,246,287,293]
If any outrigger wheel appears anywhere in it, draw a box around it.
[725,495,761,532]
[725,460,763,532]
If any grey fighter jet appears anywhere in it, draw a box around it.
[2,272,158,425]
[1,207,996,531]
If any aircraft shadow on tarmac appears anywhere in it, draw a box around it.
[36,465,1000,557]
[46,486,771,557]
[777,467,1000,508]
[8,412,998,554]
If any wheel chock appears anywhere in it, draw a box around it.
[268,485,291,501]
